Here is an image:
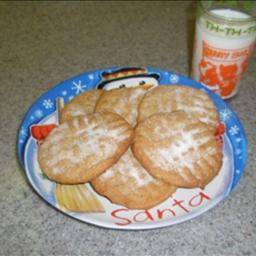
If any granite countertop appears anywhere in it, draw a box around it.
[1,1,255,255]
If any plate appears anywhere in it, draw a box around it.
[17,66,247,230]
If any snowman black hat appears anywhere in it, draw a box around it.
[97,67,160,89]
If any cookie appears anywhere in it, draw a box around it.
[91,149,176,209]
[60,89,102,123]
[38,112,133,184]
[138,85,219,132]
[132,111,223,188]
[95,87,147,127]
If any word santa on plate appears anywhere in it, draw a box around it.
[111,191,211,226]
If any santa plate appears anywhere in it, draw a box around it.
[17,67,247,230]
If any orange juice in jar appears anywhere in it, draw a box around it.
[192,1,256,99]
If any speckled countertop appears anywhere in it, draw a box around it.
[1,1,255,256]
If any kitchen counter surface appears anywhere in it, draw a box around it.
[1,1,255,255]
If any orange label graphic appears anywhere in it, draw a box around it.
[199,41,254,98]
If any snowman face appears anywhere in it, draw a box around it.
[103,77,159,90]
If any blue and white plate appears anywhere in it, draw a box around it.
[17,67,247,230]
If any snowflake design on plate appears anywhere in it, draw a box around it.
[220,108,232,122]
[20,127,27,138]
[61,90,67,96]
[229,125,240,136]
[34,109,43,119]
[43,99,54,109]
[88,74,94,80]
[235,149,242,155]
[71,80,87,94]
[169,74,179,83]
[236,137,242,143]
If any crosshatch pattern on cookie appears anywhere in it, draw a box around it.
[95,87,148,127]
[132,111,223,188]
[60,89,103,123]
[138,85,219,131]
[91,149,176,209]
[38,112,133,184]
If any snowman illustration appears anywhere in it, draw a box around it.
[97,67,160,90]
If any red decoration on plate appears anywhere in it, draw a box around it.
[31,124,57,142]
[215,122,225,147]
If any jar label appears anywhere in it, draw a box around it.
[198,41,254,97]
